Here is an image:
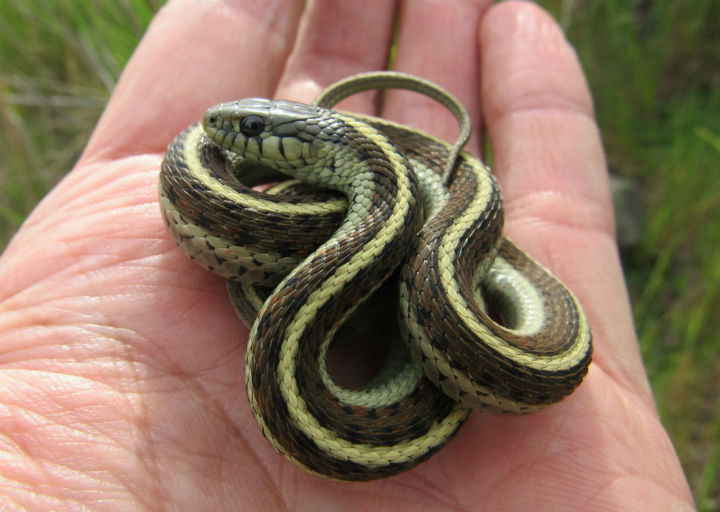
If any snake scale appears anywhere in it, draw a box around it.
[158,72,592,481]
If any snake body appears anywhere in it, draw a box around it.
[158,73,592,481]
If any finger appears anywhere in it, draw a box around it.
[82,0,304,162]
[275,0,397,112]
[480,2,652,402]
[383,0,492,154]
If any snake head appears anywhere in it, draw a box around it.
[202,99,323,168]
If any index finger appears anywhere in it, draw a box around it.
[480,2,652,403]
[81,0,303,164]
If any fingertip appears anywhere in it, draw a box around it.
[478,1,610,230]
[480,1,594,123]
[275,0,397,111]
[382,0,492,150]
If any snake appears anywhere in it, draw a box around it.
[158,72,592,481]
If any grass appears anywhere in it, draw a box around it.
[0,1,161,244]
[1,0,718,508]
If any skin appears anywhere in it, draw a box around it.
[0,0,695,510]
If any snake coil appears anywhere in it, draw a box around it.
[158,72,592,480]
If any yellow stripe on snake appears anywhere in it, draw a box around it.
[158,72,592,481]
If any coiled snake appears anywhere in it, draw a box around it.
[158,72,592,481]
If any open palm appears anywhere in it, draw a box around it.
[0,1,693,510]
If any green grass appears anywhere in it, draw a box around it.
[0,1,161,245]
[1,1,718,508]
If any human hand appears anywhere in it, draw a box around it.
[0,0,694,510]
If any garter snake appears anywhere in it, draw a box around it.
[158,72,592,481]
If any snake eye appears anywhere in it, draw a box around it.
[240,115,264,136]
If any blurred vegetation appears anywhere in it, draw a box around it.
[0,0,718,509]
[0,1,162,240]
